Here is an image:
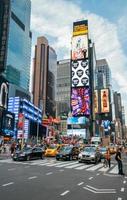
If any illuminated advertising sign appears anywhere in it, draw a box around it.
[73,20,88,36]
[71,59,89,87]
[17,113,24,129]
[67,116,89,124]
[71,87,90,116]
[94,90,98,113]
[71,35,88,60]
[101,89,109,113]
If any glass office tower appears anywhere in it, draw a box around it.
[2,0,32,90]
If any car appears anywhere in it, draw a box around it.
[56,145,80,161]
[45,144,61,157]
[78,146,101,164]
[12,147,44,161]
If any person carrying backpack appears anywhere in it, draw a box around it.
[115,147,125,175]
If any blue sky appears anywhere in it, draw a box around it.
[31,0,127,120]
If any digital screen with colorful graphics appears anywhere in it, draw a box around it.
[94,90,98,113]
[71,59,89,87]
[71,87,90,116]
[71,35,88,60]
[73,20,88,36]
[101,89,109,113]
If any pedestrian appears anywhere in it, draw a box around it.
[104,148,111,168]
[115,147,125,175]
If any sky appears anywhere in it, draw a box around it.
[31,0,127,121]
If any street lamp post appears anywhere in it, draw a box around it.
[36,110,39,145]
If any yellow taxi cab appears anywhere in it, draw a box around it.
[45,144,61,157]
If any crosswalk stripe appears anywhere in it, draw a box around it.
[109,165,118,174]
[65,163,83,168]
[55,161,78,168]
[99,164,114,172]
[86,163,103,171]
[29,160,48,165]
[75,164,93,170]
[46,162,64,166]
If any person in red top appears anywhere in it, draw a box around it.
[104,148,111,168]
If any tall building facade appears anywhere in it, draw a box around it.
[32,36,57,117]
[95,59,111,89]
[1,0,32,90]
[56,59,70,116]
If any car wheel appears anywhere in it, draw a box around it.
[26,155,30,161]
[56,158,59,161]
[41,155,44,160]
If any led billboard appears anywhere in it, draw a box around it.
[101,89,109,113]
[73,20,88,36]
[71,59,89,87]
[94,90,98,113]
[71,35,88,60]
[71,87,90,116]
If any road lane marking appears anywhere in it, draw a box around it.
[55,161,78,168]
[2,182,14,187]
[83,185,116,194]
[60,190,70,196]
[96,173,100,176]
[109,165,118,174]
[46,172,53,175]
[46,162,64,166]
[117,198,122,200]
[89,177,93,180]
[99,164,114,172]
[59,169,64,172]
[123,180,126,184]
[65,163,83,168]
[86,163,102,171]
[8,168,16,171]
[28,176,37,180]
[120,188,124,192]
[77,182,84,186]
[75,164,93,170]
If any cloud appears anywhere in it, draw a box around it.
[31,0,127,119]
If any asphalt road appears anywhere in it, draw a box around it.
[0,157,127,200]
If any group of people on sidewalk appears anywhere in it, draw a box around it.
[104,146,125,175]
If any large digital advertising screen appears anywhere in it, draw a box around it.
[101,89,109,113]
[71,59,89,87]
[71,87,90,116]
[73,20,88,36]
[71,35,88,60]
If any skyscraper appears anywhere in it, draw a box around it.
[95,59,111,89]
[0,0,32,90]
[32,36,57,117]
[56,59,70,116]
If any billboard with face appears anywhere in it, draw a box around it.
[71,59,89,87]
[71,87,90,116]
[101,89,109,113]
[71,35,88,60]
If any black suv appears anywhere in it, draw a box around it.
[56,145,80,161]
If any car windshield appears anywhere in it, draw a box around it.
[84,147,96,152]
[60,146,72,152]
[22,147,32,153]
